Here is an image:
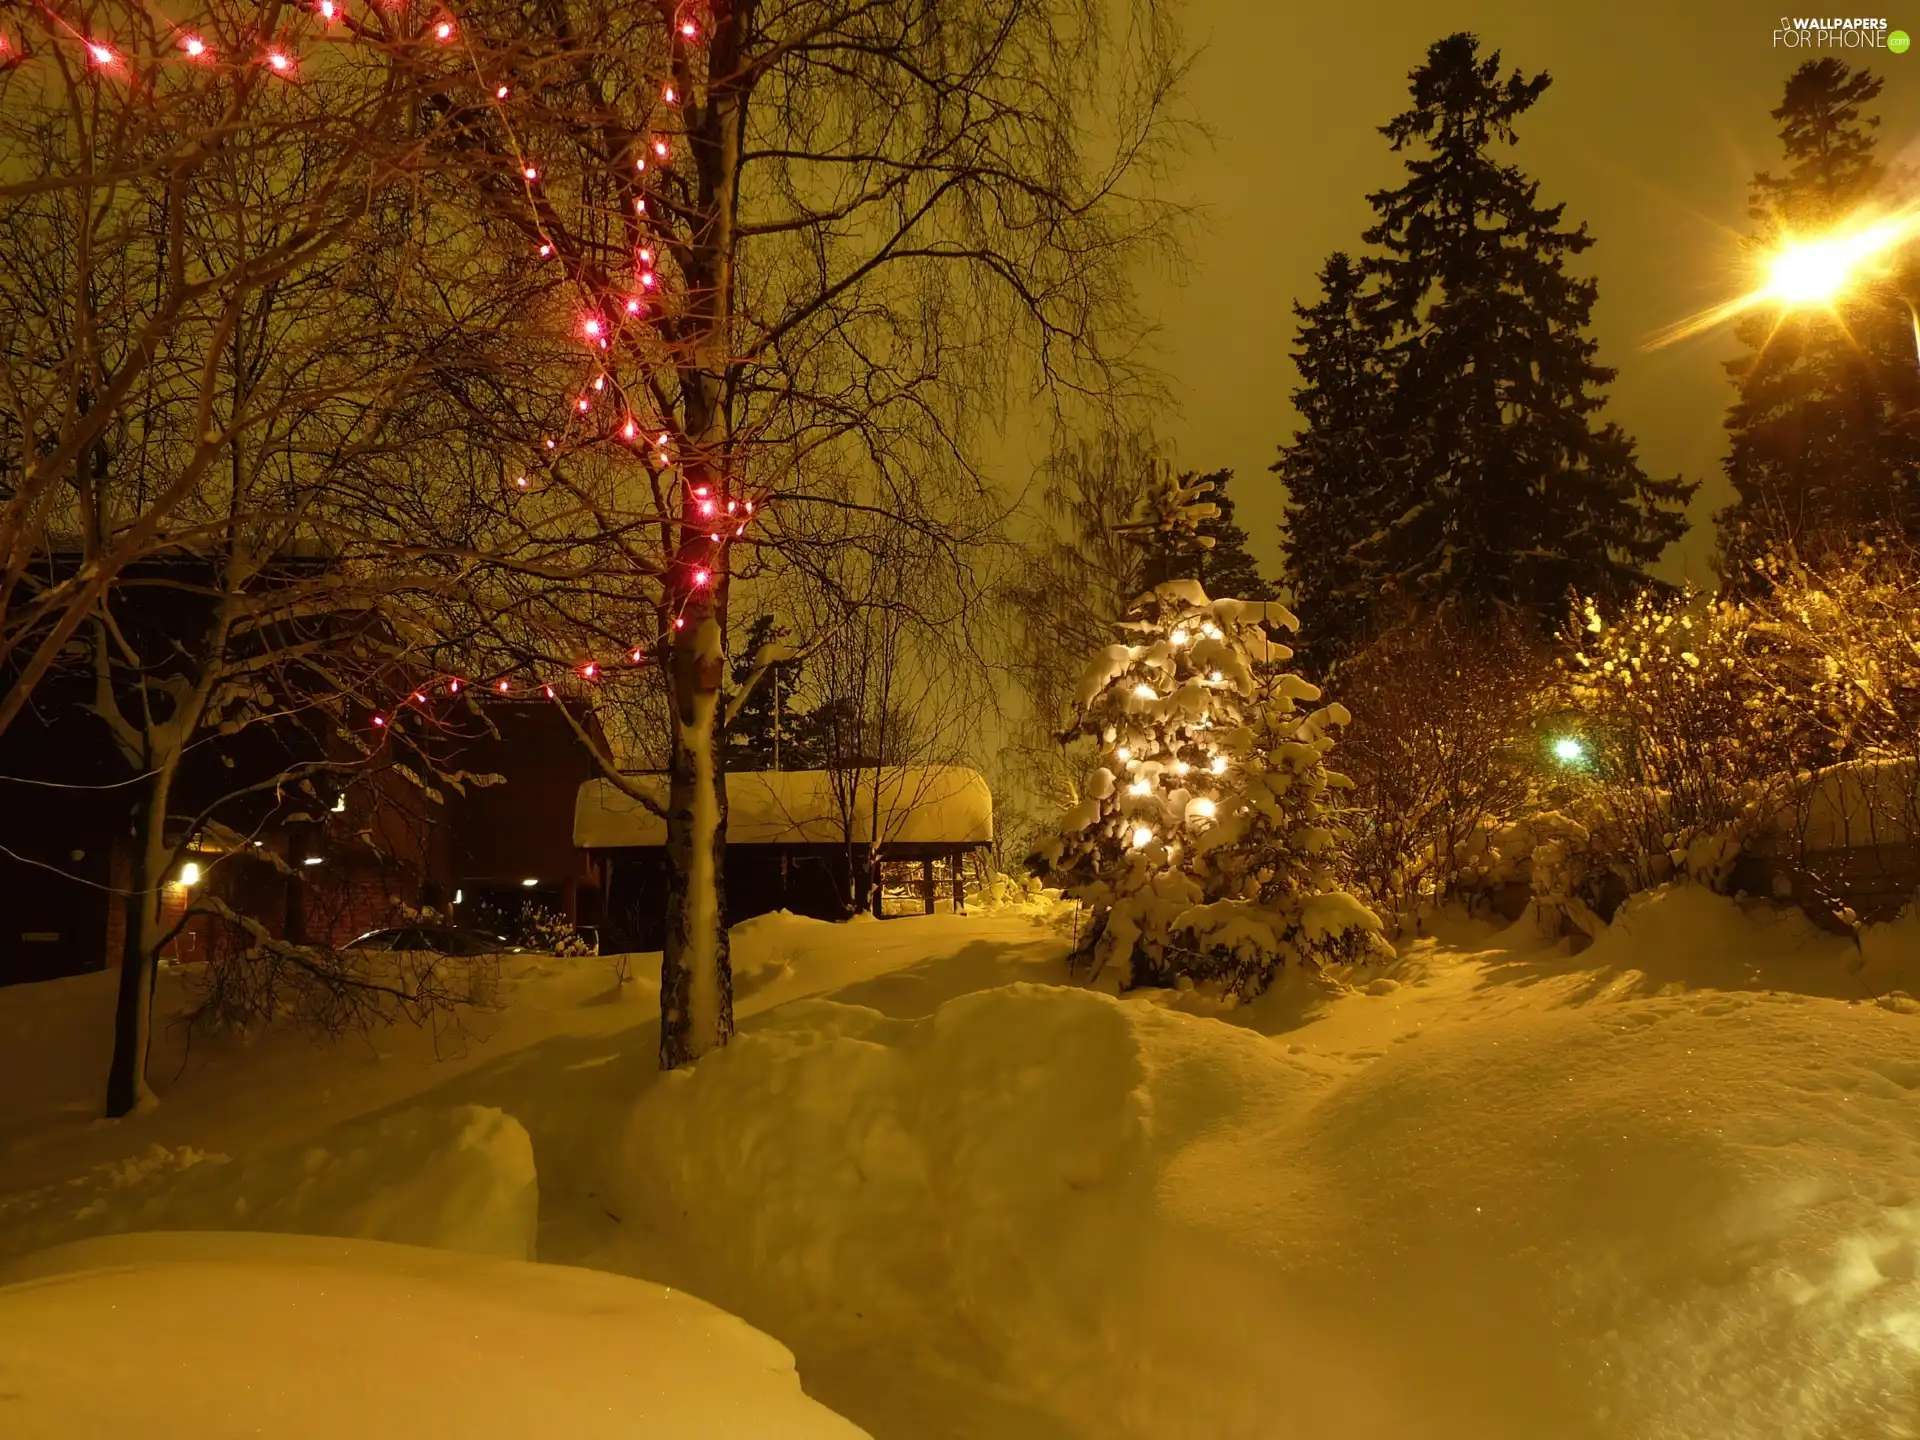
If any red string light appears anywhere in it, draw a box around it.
[34,0,765,738]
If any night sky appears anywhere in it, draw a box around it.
[1157,1,1920,586]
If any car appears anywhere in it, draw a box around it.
[343,925,536,956]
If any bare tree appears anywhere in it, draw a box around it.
[800,531,988,914]
[1334,610,1550,929]
[0,1,485,740]
[406,0,1186,1065]
[0,5,551,1113]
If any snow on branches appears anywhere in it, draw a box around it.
[1037,561,1382,999]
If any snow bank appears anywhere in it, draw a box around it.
[618,902,1920,1439]
[0,1104,537,1263]
[0,1230,866,1438]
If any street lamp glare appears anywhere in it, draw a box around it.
[1766,237,1859,306]
[1552,736,1586,765]
[1761,216,1916,309]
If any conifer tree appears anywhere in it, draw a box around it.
[1274,252,1397,657]
[1035,472,1381,998]
[728,614,808,770]
[1188,471,1278,603]
[1277,34,1690,652]
[1719,60,1920,583]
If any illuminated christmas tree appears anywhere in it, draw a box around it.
[1036,471,1382,998]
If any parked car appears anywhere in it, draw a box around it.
[344,925,537,956]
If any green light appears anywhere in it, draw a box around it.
[1551,736,1585,765]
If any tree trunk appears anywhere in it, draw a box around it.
[659,614,733,1068]
[105,768,173,1117]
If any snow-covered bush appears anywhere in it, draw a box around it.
[1745,547,1920,849]
[1034,475,1382,998]
[1563,589,1792,895]
[518,906,596,958]
[1333,609,1551,930]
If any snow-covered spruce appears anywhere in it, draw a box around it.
[1036,568,1382,997]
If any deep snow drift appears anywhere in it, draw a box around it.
[0,1231,865,1439]
[614,888,1920,1440]
[3,895,1918,1439]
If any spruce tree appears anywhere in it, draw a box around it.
[1274,252,1398,658]
[1278,34,1691,652]
[1189,471,1278,603]
[728,614,807,769]
[1035,471,1380,998]
[1718,60,1920,583]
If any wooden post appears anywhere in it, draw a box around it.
[921,855,935,915]
[951,850,966,914]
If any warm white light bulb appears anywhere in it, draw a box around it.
[1130,825,1154,849]
[1173,761,1190,776]
[1207,671,1222,684]
[179,862,201,886]
[1170,629,1189,646]
[1116,746,1131,761]
[1189,797,1216,820]
[1128,779,1150,796]
[1210,755,1228,775]
[1134,683,1156,700]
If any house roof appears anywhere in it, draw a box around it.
[574,766,993,849]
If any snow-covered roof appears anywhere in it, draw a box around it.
[574,766,993,849]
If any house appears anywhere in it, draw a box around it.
[576,766,994,951]
[0,697,603,985]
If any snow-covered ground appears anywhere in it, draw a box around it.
[4,892,1919,1438]
[0,1231,863,1438]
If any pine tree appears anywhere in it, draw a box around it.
[1279,34,1691,652]
[1274,252,1398,657]
[1718,60,1920,583]
[1034,471,1381,998]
